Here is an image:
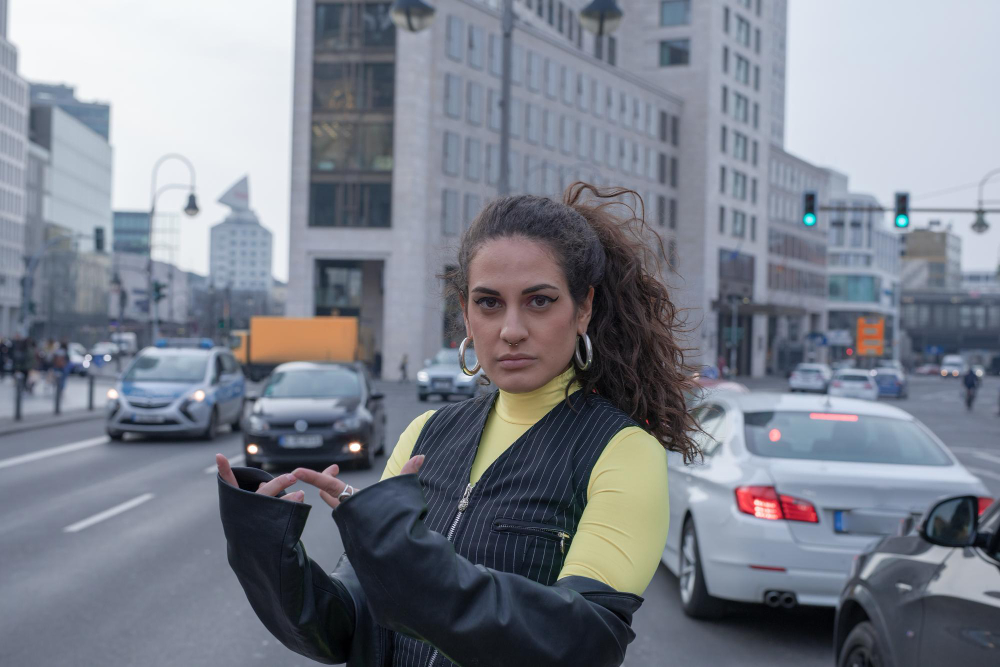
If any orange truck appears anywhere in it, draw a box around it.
[230,316,363,381]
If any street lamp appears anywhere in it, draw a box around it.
[579,0,624,37]
[389,0,623,196]
[974,167,1000,234]
[390,0,435,32]
[148,154,198,344]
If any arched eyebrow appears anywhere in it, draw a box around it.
[470,284,559,296]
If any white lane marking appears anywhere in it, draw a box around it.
[971,451,1000,466]
[969,467,1000,482]
[63,493,155,533]
[204,454,245,474]
[0,436,108,471]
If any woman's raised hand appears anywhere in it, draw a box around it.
[215,453,425,508]
[293,455,425,510]
[215,453,307,503]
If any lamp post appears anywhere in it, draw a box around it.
[148,154,199,344]
[973,167,1000,234]
[390,0,624,196]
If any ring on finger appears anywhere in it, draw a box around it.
[337,484,355,502]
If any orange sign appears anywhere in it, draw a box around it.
[855,317,884,357]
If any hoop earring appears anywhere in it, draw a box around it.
[574,333,593,371]
[459,337,481,376]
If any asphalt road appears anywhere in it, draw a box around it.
[0,374,997,667]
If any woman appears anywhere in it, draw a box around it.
[217,183,700,666]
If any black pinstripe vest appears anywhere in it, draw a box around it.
[385,388,638,667]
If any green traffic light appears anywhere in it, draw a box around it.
[895,214,909,228]
[803,213,817,227]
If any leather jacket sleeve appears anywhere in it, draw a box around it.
[333,474,644,667]
[217,467,380,666]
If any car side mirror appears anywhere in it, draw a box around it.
[370,392,385,401]
[919,495,979,548]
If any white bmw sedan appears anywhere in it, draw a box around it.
[662,393,991,618]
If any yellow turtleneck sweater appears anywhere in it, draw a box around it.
[380,367,669,596]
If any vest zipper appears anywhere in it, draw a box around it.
[426,482,475,667]
[492,522,573,554]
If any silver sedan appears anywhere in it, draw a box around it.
[662,392,990,618]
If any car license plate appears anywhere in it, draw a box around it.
[433,380,450,388]
[132,414,165,424]
[280,434,323,448]
[835,510,908,535]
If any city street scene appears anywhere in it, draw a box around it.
[1,1,999,666]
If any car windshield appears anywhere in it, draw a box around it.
[795,367,823,375]
[836,371,871,381]
[263,368,360,398]
[432,348,476,366]
[123,352,208,383]
[744,411,952,466]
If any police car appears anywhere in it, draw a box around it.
[105,338,245,440]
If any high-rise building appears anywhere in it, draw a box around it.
[900,226,962,290]
[112,210,151,255]
[615,0,787,375]
[30,83,111,141]
[288,0,683,377]
[0,0,28,337]
[210,176,273,292]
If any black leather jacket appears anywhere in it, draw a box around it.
[218,467,643,666]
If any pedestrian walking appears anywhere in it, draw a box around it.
[398,353,408,381]
[216,183,700,666]
[53,339,70,394]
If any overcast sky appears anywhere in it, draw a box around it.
[10,0,1000,281]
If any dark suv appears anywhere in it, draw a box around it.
[835,495,999,667]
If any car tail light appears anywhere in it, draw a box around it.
[978,497,994,515]
[863,382,873,389]
[832,380,842,388]
[735,486,819,523]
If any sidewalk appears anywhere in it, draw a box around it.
[0,373,117,435]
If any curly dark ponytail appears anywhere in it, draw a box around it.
[443,182,701,463]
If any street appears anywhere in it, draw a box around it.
[1,375,998,667]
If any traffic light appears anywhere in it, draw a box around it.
[802,192,817,227]
[94,227,105,253]
[152,281,167,303]
[894,192,910,228]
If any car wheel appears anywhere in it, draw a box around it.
[106,429,124,441]
[678,518,725,619]
[201,408,219,441]
[419,393,428,402]
[838,621,885,667]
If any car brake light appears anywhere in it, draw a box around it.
[735,486,819,523]
[863,383,873,389]
[978,497,994,515]
[831,381,842,388]
[809,412,858,422]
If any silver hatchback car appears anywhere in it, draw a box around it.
[106,339,245,440]
[416,348,484,402]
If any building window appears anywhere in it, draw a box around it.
[719,206,726,233]
[558,1,565,32]
[577,74,590,112]
[488,34,502,76]
[545,58,558,98]
[723,6,730,33]
[721,85,728,113]
[736,16,751,47]
[311,121,393,172]
[658,153,667,185]
[312,62,394,111]
[526,103,539,143]
[561,66,574,105]
[315,3,396,51]
[752,140,758,166]
[594,35,604,60]
[488,89,501,131]
[753,102,759,128]
[607,88,618,122]
[466,81,483,125]
[754,28,761,54]
[753,65,760,91]
[466,26,485,70]
[721,125,728,153]
[657,195,667,227]
[486,144,500,185]
[659,39,690,66]
[670,157,678,188]
[751,178,757,204]
[720,165,727,194]
[735,55,750,85]
[672,116,679,146]
[463,193,481,231]
[750,215,757,241]
[722,46,729,74]
[660,111,669,142]
[660,0,690,26]
[733,210,746,238]
[510,98,523,138]
[548,0,554,25]
[512,45,525,86]
[442,189,460,236]
[527,51,541,91]
[465,137,481,181]
[669,197,677,229]
[443,132,460,176]
[446,16,464,61]
[543,110,556,148]
[608,36,617,66]
[309,183,391,228]
[560,116,571,154]
[444,73,462,118]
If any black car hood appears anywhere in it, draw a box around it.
[254,396,360,421]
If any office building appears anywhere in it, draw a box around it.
[113,210,151,255]
[962,270,1000,295]
[210,176,273,292]
[900,226,962,290]
[288,0,683,377]
[0,0,28,337]
[30,82,110,141]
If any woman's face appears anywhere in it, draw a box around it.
[463,237,593,394]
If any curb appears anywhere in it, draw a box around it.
[0,409,105,436]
